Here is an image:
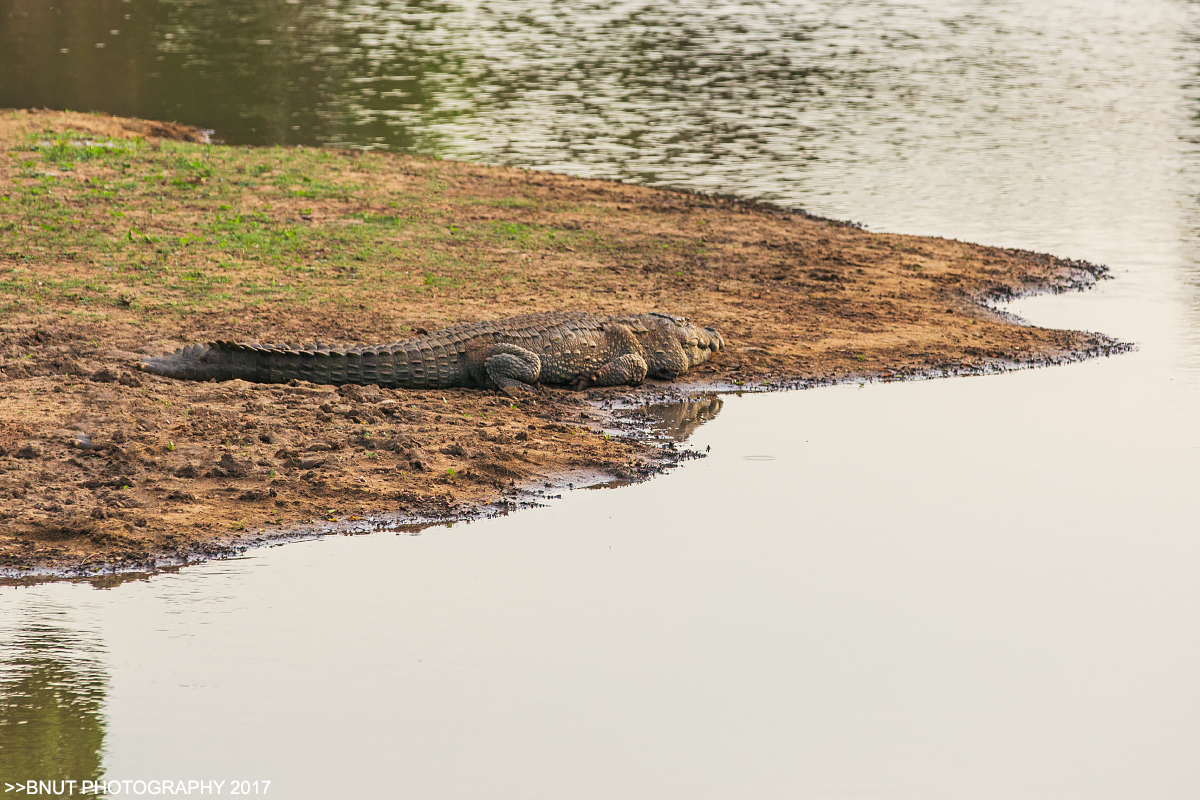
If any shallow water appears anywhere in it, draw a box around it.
[5,1,1200,797]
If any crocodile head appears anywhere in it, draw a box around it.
[642,312,724,377]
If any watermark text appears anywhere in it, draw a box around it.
[4,779,270,795]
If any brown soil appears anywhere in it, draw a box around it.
[0,109,1124,577]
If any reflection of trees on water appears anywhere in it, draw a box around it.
[2,0,1104,203]
[447,3,841,193]
[641,396,723,442]
[444,2,1050,201]
[0,0,468,151]
[5,0,1178,255]
[0,613,107,786]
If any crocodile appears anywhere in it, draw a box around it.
[140,311,724,393]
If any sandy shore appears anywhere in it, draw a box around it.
[0,109,1126,577]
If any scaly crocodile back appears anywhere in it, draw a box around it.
[140,311,610,388]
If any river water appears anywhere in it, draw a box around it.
[4,1,1200,797]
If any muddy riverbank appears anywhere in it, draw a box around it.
[0,109,1125,575]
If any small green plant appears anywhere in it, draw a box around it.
[446,467,455,478]
[167,441,175,451]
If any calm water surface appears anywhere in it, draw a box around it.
[4,1,1200,798]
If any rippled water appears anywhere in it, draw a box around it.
[5,1,1200,797]
[4,2,1196,217]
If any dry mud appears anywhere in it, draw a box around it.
[0,109,1127,578]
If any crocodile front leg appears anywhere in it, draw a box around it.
[483,343,543,395]
[572,323,650,389]
[574,353,649,390]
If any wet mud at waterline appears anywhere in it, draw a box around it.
[0,110,1128,577]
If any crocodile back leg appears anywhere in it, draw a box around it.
[483,343,542,395]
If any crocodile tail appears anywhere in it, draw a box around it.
[140,341,465,387]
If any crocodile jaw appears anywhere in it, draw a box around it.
[680,321,724,369]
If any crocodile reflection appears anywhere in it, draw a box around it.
[0,616,108,789]
[635,396,724,442]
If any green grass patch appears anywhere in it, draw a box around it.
[0,130,626,318]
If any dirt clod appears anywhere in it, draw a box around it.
[91,367,120,383]
[174,463,201,479]
[208,454,253,478]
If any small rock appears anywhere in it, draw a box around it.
[440,443,467,457]
[118,371,143,388]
